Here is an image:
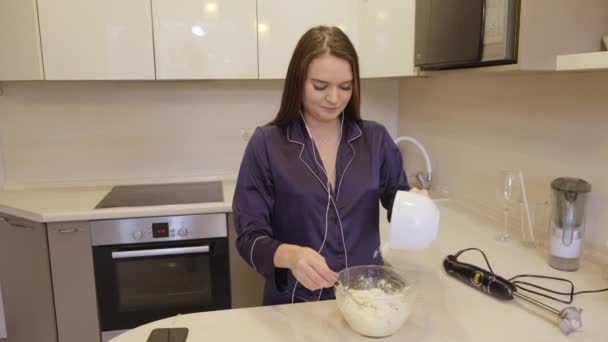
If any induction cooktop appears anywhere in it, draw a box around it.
[95,181,224,209]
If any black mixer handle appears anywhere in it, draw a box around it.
[443,254,516,301]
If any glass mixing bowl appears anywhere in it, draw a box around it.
[334,265,417,337]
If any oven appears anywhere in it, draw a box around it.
[91,214,230,342]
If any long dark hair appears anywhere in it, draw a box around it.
[269,26,361,126]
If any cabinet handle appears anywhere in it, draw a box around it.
[54,228,82,233]
[0,217,34,231]
[0,281,7,338]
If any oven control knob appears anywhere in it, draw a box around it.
[132,231,144,240]
[178,228,189,237]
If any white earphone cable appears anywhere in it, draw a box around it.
[291,111,348,303]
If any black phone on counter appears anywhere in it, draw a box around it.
[146,328,189,342]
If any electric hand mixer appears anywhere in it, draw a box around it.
[442,248,606,335]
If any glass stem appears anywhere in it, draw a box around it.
[503,208,510,237]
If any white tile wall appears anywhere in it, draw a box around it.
[0,79,398,189]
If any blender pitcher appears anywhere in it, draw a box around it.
[548,178,591,271]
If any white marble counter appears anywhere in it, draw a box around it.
[111,203,608,342]
[0,181,235,222]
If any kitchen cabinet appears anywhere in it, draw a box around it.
[427,0,608,73]
[556,51,608,72]
[257,0,417,79]
[358,0,416,78]
[37,0,155,80]
[0,215,57,342]
[152,0,258,79]
[47,222,100,342]
[227,213,264,308]
[257,0,360,79]
[10,0,418,80]
[0,282,6,339]
[0,0,44,80]
[518,0,608,71]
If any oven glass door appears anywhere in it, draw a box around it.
[93,238,230,331]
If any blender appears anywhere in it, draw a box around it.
[548,177,591,271]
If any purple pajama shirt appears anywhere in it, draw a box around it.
[232,116,410,305]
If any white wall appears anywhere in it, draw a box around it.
[0,79,398,189]
[398,71,608,250]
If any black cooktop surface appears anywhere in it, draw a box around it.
[95,181,224,209]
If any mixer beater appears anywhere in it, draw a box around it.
[443,248,607,335]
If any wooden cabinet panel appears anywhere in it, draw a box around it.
[0,216,57,342]
[0,0,44,80]
[37,0,155,80]
[152,0,258,79]
[47,222,100,342]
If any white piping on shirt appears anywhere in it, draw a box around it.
[250,236,269,272]
[288,115,357,303]
[335,123,362,200]
[286,127,331,197]
[288,129,331,304]
[330,124,361,283]
[303,114,350,277]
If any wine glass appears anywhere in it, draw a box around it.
[495,170,520,242]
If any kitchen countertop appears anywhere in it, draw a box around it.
[0,180,236,222]
[110,202,608,342]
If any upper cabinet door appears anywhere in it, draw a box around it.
[0,0,44,80]
[37,0,155,80]
[257,0,359,79]
[152,0,258,79]
[358,0,416,77]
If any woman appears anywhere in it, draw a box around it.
[232,26,411,305]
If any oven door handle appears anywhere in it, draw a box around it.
[111,245,210,259]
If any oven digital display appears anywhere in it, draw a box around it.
[152,222,170,238]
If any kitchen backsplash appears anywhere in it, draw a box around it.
[2,71,607,252]
[398,70,608,251]
[0,79,398,189]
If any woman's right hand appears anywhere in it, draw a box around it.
[274,244,338,291]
